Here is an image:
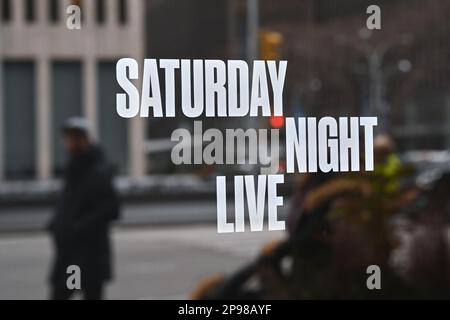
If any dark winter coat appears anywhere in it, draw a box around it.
[48,145,120,287]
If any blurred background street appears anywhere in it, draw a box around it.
[1,0,450,299]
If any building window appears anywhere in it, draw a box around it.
[24,0,36,22]
[1,0,11,23]
[98,62,129,174]
[118,0,127,25]
[51,61,83,176]
[96,0,105,24]
[4,62,36,180]
[48,0,59,23]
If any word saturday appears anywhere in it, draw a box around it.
[116,58,287,118]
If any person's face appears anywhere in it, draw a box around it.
[63,131,89,155]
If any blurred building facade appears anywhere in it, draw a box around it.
[0,0,449,184]
[0,0,146,182]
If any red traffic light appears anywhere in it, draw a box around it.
[269,116,285,129]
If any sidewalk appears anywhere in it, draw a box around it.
[0,174,218,206]
[0,198,292,233]
[0,199,219,233]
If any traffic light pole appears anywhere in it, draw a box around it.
[0,28,4,180]
[246,0,259,63]
[246,0,260,174]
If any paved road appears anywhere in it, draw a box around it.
[0,225,285,300]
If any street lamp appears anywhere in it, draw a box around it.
[335,29,414,133]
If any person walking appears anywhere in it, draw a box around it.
[47,117,120,300]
